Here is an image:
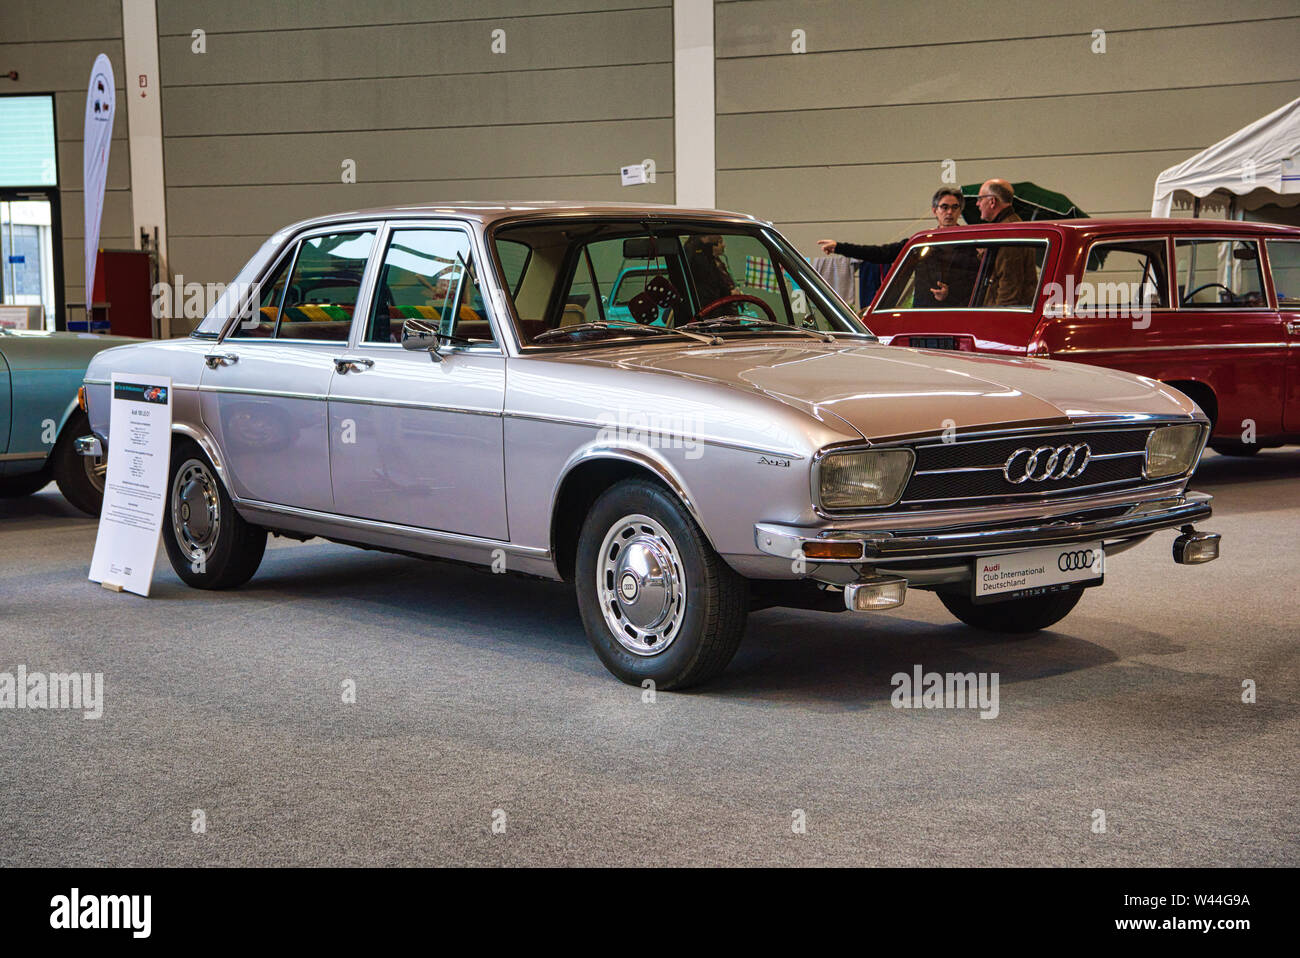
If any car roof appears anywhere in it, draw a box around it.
[906,217,1300,243]
[273,201,767,235]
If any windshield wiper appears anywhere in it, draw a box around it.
[680,317,836,344]
[532,321,720,346]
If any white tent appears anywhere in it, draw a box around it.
[1151,97,1300,217]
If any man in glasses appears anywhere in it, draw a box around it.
[817,187,976,307]
[974,178,1037,307]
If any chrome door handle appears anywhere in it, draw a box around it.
[204,353,238,368]
[333,357,374,374]
[1287,320,1300,335]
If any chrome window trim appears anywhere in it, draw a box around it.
[197,384,325,402]
[1076,234,1175,311]
[351,219,508,352]
[217,220,385,344]
[873,236,1052,314]
[1172,236,1272,311]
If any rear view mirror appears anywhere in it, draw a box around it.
[1233,244,1258,261]
[623,237,658,259]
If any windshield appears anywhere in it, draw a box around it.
[489,219,874,345]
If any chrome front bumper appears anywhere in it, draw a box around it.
[755,492,1214,563]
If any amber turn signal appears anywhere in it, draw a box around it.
[77,385,87,412]
[802,540,863,560]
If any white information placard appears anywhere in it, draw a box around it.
[88,373,172,596]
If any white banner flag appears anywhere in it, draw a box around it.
[83,54,116,313]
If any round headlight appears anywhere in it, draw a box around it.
[817,449,914,510]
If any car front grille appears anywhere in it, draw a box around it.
[894,426,1155,510]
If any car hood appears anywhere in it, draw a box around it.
[0,329,144,371]
[569,339,1196,442]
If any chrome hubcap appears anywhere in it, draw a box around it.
[83,452,107,494]
[597,514,686,655]
[171,459,220,566]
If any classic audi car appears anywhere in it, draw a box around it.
[1,328,137,514]
[81,203,1220,688]
[861,218,1300,456]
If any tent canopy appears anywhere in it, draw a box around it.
[960,182,1086,224]
[1152,97,1300,217]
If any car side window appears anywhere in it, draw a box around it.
[1265,239,1300,307]
[228,245,294,338]
[365,229,493,345]
[1175,239,1265,307]
[1078,240,1169,313]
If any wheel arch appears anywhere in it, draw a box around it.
[549,447,712,583]
[1163,380,1218,431]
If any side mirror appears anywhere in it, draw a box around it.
[401,317,443,362]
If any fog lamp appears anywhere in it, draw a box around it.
[1173,527,1220,565]
[844,576,907,611]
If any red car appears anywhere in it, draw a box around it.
[862,218,1300,455]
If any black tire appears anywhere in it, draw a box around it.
[0,469,51,498]
[575,478,748,689]
[939,587,1084,633]
[51,411,106,516]
[162,439,266,589]
[1209,440,1260,457]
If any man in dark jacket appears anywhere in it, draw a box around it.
[816,187,977,307]
[975,178,1038,307]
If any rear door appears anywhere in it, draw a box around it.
[1264,237,1300,431]
[200,224,378,512]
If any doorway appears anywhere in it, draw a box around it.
[0,94,63,330]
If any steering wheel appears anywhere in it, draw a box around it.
[694,293,778,324]
[1183,282,1237,305]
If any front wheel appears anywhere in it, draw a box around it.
[1209,440,1260,457]
[162,440,266,589]
[939,587,1083,633]
[575,478,748,689]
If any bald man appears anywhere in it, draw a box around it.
[975,179,1038,307]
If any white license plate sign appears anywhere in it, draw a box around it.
[974,541,1103,603]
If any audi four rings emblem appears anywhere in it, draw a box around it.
[1058,550,1100,572]
[1002,443,1091,483]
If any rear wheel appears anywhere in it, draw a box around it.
[51,411,106,515]
[575,478,748,689]
[162,440,266,589]
[939,588,1084,633]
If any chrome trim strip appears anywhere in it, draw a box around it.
[0,451,47,462]
[1057,343,1288,355]
[233,497,548,557]
[197,384,324,402]
[912,450,1144,475]
[327,394,502,416]
[898,474,1154,505]
[503,410,807,460]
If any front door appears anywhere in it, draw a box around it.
[327,224,507,539]
[200,226,378,512]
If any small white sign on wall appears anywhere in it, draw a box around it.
[88,372,173,596]
[620,163,648,186]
